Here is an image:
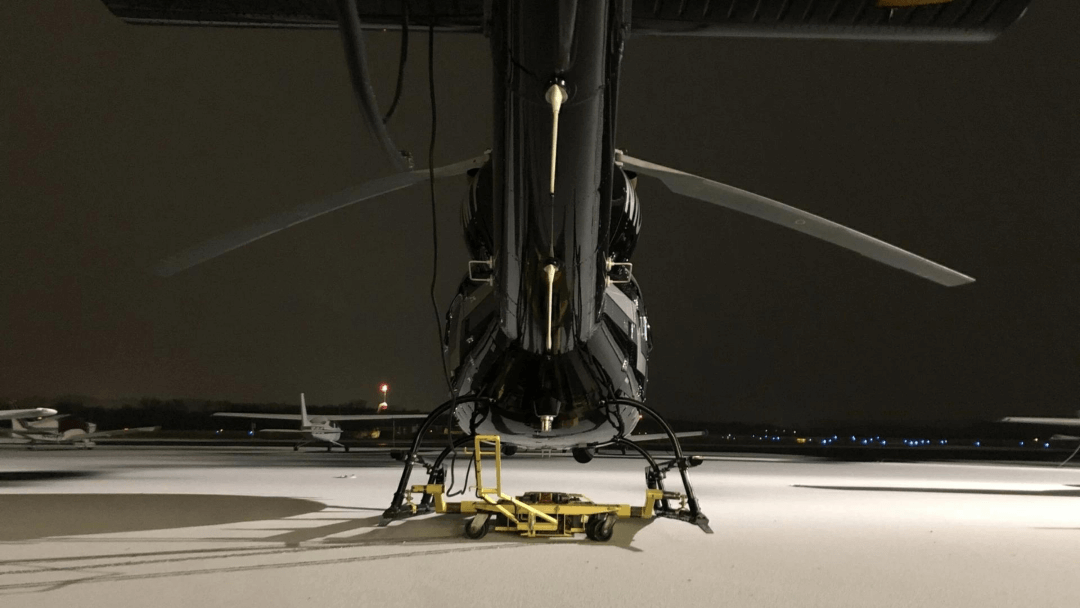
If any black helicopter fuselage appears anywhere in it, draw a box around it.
[97,0,1025,462]
[446,0,646,449]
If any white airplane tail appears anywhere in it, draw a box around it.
[300,393,310,426]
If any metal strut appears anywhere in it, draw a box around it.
[416,434,477,511]
[613,438,672,514]
[379,395,493,525]
[604,398,712,533]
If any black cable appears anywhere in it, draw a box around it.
[382,0,409,124]
[426,1,441,385]
[334,0,410,171]
[421,0,466,497]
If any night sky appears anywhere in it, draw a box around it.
[2,1,1077,425]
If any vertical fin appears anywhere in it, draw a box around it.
[300,393,310,427]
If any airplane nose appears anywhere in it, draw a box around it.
[40,408,58,417]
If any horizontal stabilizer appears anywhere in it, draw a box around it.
[100,0,1030,42]
[618,151,974,287]
[628,0,1030,42]
[627,430,708,443]
[101,0,487,32]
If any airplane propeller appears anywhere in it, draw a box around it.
[616,151,974,287]
[155,153,489,277]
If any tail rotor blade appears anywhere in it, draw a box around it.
[155,154,488,277]
[617,151,974,287]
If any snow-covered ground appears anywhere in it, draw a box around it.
[1,447,1078,607]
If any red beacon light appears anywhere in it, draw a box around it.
[378,384,389,412]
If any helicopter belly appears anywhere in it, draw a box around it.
[446,278,650,444]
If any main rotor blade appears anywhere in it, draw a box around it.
[617,152,974,287]
[156,154,488,277]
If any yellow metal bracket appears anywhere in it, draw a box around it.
[473,435,559,525]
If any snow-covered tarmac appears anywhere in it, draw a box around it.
[1,447,1078,607]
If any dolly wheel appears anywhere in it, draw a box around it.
[587,514,615,542]
[293,445,299,451]
[464,514,491,540]
[584,517,598,540]
[344,445,350,453]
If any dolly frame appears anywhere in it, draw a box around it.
[408,435,665,540]
[379,396,711,534]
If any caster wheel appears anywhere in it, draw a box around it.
[586,514,615,542]
[584,517,598,540]
[463,514,491,540]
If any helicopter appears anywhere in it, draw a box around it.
[102,0,1032,532]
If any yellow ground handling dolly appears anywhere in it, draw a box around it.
[405,435,668,541]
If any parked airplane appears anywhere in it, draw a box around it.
[1,412,159,449]
[213,393,427,452]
